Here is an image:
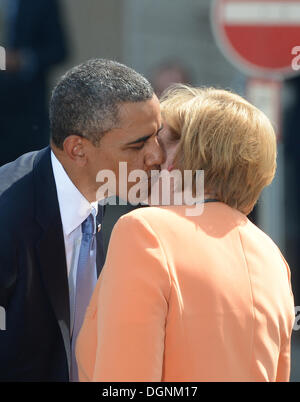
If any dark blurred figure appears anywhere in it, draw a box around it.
[0,0,68,166]
[283,75,300,306]
[150,60,192,98]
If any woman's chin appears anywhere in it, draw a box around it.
[160,163,174,172]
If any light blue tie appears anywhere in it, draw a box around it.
[71,212,97,381]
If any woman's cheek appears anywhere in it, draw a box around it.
[161,142,179,171]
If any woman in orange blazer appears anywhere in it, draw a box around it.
[76,85,295,382]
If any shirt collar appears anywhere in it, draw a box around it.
[51,151,98,236]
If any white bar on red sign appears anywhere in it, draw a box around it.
[223,1,300,25]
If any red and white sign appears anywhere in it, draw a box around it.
[211,0,300,77]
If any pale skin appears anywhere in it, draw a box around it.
[51,95,165,203]
[159,124,180,172]
[152,124,218,205]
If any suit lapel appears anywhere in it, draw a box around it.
[33,147,71,373]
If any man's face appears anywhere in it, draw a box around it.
[87,95,165,200]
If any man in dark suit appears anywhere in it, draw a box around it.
[0,0,68,166]
[0,59,164,381]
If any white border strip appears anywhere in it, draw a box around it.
[224,1,300,25]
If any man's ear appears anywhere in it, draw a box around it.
[63,135,88,167]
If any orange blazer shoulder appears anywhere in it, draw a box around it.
[76,202,295,382]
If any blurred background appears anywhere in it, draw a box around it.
[0,0,299,381]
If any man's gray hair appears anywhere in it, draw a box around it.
[50,59,154,148]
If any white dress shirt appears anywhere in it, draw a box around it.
[51,151,98,336]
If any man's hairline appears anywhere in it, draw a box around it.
[50,94,159,150]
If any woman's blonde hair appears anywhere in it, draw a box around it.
[160,84,277,214]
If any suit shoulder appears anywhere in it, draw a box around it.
[0,150,41,198]
[122,205,172,218]
[0,151,43,223]
[118,206,180,230]
[241,217,280,249]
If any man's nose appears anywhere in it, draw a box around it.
[145,135,166,168]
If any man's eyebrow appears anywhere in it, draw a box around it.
[125,124,164,145]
